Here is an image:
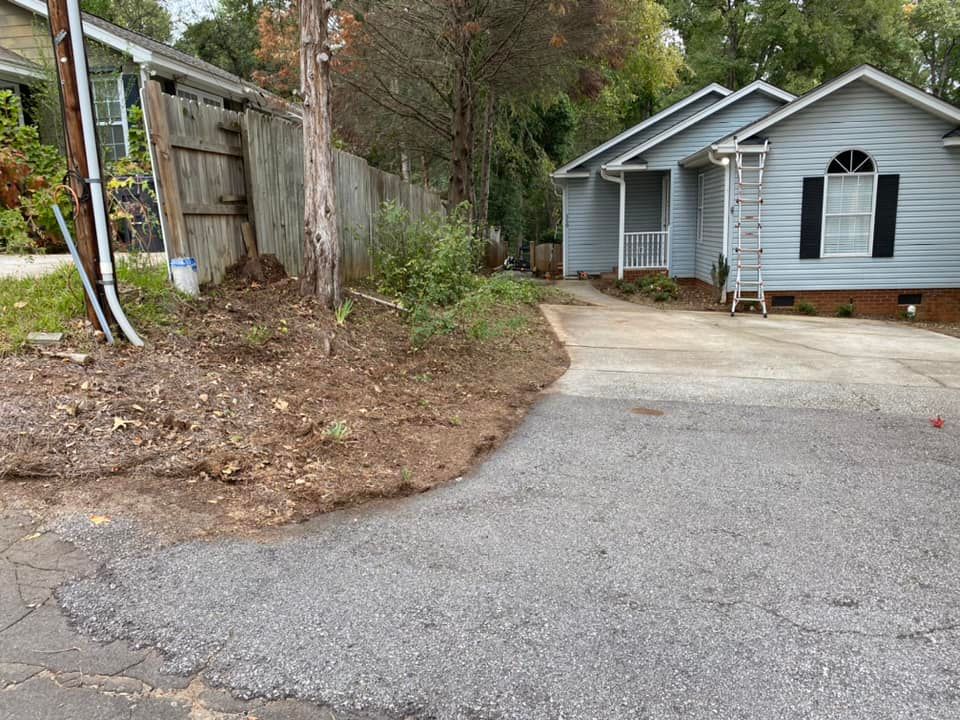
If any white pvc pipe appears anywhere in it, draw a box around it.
[65,0,143,346]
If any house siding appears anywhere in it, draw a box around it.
[745,80,960,290]
[695,164,726,284]
[0,1,48,64]
[640,92,786,277]
[560,92,724,276]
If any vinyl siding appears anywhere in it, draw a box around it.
[754,80,960,290]
[560,92,724,276]
[0,1,49,64]
[695,164,726,284]
[642,93,787,277]
[625,171,662,233]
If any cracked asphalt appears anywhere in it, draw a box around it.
[6,285,960,719]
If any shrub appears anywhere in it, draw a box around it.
[836,303,855,318]
[0,90,70,253]
[372,201,482,309]
[710,253,730,303]
[796,301,818,316]
[614,279,637,294]
[639,273,679,302]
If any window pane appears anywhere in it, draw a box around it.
[824,215,871,255]
[826,175,874,214]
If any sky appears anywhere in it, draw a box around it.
[164,0,218,39]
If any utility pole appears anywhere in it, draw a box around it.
[46,0,110,329]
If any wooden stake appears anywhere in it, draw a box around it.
[46,0,107,328]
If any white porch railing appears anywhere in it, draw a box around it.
[624,231,669,269]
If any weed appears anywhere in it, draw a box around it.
[638,274,680,301]
[401,467,413,483]
[334,298,354,326]
[245,324,272,346]
[325,420,351,442]
[614,279,637,294]
[0,255,182,353]
[413,373,432,383]
[836,303,855,318]
[449,415,462,427]
[796,301,818,316]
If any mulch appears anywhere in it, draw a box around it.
[595,278,728,312]
[0,272,568,540]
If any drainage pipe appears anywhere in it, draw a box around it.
[66,0,143,346]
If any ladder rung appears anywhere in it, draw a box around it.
[737,280,763,286]
[735,297,764,303]
[738,264,762,269]
[737,248,763,253]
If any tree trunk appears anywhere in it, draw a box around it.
[477,89,495,240]
[300,0,341,307]
[448,70,474,207]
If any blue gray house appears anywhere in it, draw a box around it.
[553,65,960,319]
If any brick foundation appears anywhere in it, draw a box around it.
[672,277,960,321]
[621,268,668,282]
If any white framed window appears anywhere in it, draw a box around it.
[176,85,224,108]
[822,149,877,257]
[696,173,705,243]
[0,81,24,125]
[90,74,129,162]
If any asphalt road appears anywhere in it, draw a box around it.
[38,288,960,718]
[58,392,960,719]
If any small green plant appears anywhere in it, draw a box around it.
[614,279,637,294]
[449,415,462,427]
[710,253,730,304]
[796,301,818,316]
[639,273,680,302]
[334,297,354,326]
[400,467,413,484]
[836,303,855,318]
[245,324,272,346]
[325,420,351,442]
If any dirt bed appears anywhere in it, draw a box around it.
[594,278,728,312]
[0,276,568,540]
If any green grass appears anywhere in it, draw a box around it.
[0,256,183,353]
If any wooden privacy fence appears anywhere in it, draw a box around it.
[144,82,445,285]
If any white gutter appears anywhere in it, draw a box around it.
[708,151,732,266]
[67,0,143,346]
[945,137,960,148]
[600,168,626,280]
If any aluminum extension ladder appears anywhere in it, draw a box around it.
[731,139,769,317]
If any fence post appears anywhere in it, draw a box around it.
[143,80,187,258]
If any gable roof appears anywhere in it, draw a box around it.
[606,80,795,168]
[7,0,294,113]
[720,65,960,147]
[0,44,41,81]
[552,83,731,177]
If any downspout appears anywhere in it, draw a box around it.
[708,149,731,301]
[67,0,143,346]
[600,168,626,279]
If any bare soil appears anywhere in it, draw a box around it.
[595,278,726,312]
[0,275,568,540]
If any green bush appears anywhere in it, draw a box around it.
[614,279,637,294]
[836,303,855,318]
[796,301,818,316]
[0,90,71,253]
[639,273,680,302]
[372,201,482,309]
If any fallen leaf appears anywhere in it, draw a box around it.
[931,416,945,429]
[112,416,132,432]
[274,398,289,412]
[14,301,27,309]
[89,515,111,526]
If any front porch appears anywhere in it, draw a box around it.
[611,169,671,277]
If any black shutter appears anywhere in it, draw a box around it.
[122,73,141,110]
[799,177,824,259]
[872,174,899,258]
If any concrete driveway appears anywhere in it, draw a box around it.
[546,280,960,416]
[8,285,960,719]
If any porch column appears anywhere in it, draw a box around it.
[617,172,625,280]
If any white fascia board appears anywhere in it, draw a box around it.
[10,0,246,98]
[0,59,42,81]
[601,163,649,172]
[551,171,591,179]
[552,82,732,175]
[610,81,796,167]
[718,65,960,146]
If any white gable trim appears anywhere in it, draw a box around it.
[720,65,960,146]
[608,81,795,167]
[7,0,248,98]
[551,83,731,177]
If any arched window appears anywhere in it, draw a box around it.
[822,150,877,256]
